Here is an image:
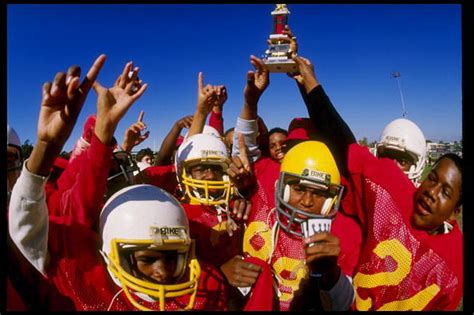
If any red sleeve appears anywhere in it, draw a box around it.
[208,110,224,136]
[341,143,415,230]
[331,211,362,277]
[52,133,113,229]
[144,165,178,196]
[196,263,229,310]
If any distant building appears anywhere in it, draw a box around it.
[426,141,462,164]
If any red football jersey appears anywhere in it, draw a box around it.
[43,217,228,310]
[341,143,463,311]
[183,203,242,267]
[243,166,362,311]
[144,164,179,196]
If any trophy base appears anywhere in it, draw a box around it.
[269,34,288,40]
[264,58,298,73]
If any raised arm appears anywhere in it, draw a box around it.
[291,56,356,177]
[8,54,106,275]
[187,72,218,138]
[155,115,193,166]
[208,86,227,136]
[231,55,269,162]
[121,110,150,153]
[55,61,148,229]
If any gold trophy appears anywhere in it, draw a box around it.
[263,4,298,73]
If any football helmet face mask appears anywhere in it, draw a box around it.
[376,118,427,184]
[104,151,140,201]
[275,141,344,237]
[175,134,233,206]
[100,184,201,311]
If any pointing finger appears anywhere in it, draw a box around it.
[238,133,250,172]
[80,54,107,95]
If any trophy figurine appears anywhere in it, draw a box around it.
[263,4,298,73]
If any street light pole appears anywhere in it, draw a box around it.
[391,71,407,118]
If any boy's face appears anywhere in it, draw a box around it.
[132,249,178,284]
[287,181,327,218]
[190,164,224,181]
[189,163,224,197]
[378,148,415,172]
[141,155,152,165]
[269,132,287,163]
[412,158,461,232]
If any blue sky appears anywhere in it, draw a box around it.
[7,4,462,152]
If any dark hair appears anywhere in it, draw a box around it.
[434,153,462,172]
[434,153,462,206]
[224,127,235,137]
[269,127,288,137]
[136,148,154,163]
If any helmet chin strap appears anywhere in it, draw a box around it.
[191,189,237,236]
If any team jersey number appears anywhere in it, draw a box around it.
[353,239,440,311]
[244,221,307,302]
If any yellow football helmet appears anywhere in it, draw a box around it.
[275,141,344,237]
[175,134,233,206]
[100,184,201,311]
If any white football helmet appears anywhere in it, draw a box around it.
[7,125,21,148]
[7,124,22,170]
[100,184,201,311]
[376,118,427,184]
[175,133,232,206]
[183,124,221,141]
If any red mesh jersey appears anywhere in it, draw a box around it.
[243,155,363,310]
[44,217,228,310]
[244,181,305,311]
[183,203,242,267]
[341,143,463,311]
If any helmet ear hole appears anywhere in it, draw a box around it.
[321,197,334,216]
[283,184,290,202]
[173,253,185,278]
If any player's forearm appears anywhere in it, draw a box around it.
[8,163,50,276]
[27,140,62,177]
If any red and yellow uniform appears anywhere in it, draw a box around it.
[342,143,463,311]
[43,216,228,310]
[183,203,242,267]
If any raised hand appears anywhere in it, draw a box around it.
[37,54,107,148]
[212,85,228,113]
[282,25,298,58]
[227,133,254,189]
[29,54,107,176]
[122,110,150,152]
[290,56,320,94]
[175,115,194,130]
[267,24,298,58]
[244,55,269,104]
[187,72,219,138]
[196,72,218,116]
[93,61,148,145]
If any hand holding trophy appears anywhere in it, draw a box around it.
[263,4,298,73]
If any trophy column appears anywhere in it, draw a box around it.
[263,4,298,73]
